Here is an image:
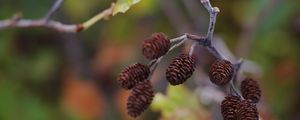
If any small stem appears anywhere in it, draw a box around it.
[232,59,244,85]
[189,42,197,56]
[207,8,219,40]
[199,0,224,59]
[0,2,115,32]
[205,45,225,59]
[200,0,220,41]
[81,4,114,31]
[228,59,244,99]
[0,19,77,32]
[168,38,187,54]
[148,38,188,80]
[170,34,187,43]
[149,57,162,75]
[229,82,244,99]
[44,0,64,21]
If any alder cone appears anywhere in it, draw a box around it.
[209,59,234,86]
[142,33,171,60]
[166,54,195,85]
[117,63,150,90]
[241,78,261,103]
[127,80,154,118]
[221,96,241,120]
[236,100,259,120]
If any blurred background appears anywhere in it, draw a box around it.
[0,0,299,120]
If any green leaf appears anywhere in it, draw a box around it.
[151,86,202,119]
[112,0,141,15]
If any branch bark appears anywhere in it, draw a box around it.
[0,1,114,33]
[44,0,64,21]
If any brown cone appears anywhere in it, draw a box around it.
[221,95,241,120]
[236,100,259,120]
[209,59,234,86]
[117,63,150,90]
[127,80,154,118]
[241,78,261,103]
[142,33,171,60]
[166,54,195,85]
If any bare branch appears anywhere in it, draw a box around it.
[186,33,224,59]
[201,0,220,41]
[198,0,245,99]
[170,34,187,43]
[44,0,64,21]
[199,0,223,58]
[229,82,243,99]
[0,18,79,32]
[171,0,223,59]
[148,37,188,80]
[205,45,225,59]
[227,59,245,99]
[0,2,114,33]
[233,59,244,83]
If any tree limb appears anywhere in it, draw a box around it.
[0,2,115,33]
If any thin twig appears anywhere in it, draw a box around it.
[149,38,188,69]
[0,3,115,33]
[44,0,64,21]
[186,34,225,59]
[200,0,220,41]
[189,42,198,56]
[228,59,244,99]
[170,34,187,43]
[233,59,244,85]
[81,4,114,31]
[187,35,224,59]
[183,0,223,59]
[0,19,79,32]
[229,82,244,99]
[205,45,225,59]
[167,38,188,55]
[148,38,188,79]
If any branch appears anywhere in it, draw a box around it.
[0,18,79,32]
[200,0,220,41]
[81,4,114,31]
[44,0,64,21]
[0,2,114,33]
[154,0,228,62]
[148,36,188,77]
[228,59,244,99]
[175,0,224,59]
[233,59,244,85]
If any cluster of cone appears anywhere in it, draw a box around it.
[221,78,261,120]
[117,32,261,119]
[209,59,262,120]
[117,62,153,117]
[117,33,197,118]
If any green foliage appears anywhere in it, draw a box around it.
[151,85,205,120]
